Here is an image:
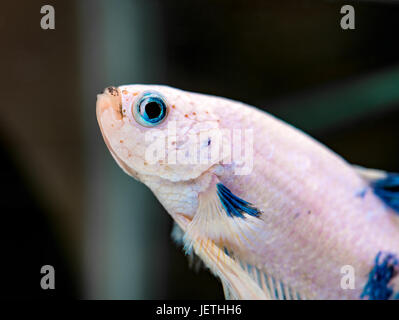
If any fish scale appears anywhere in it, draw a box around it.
[217,140,399,298]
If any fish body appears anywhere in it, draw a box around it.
[96,85,399,299]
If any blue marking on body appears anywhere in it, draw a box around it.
[372,173,399,213]
[280,281,286,300]
[355,187,368,198]
[360,251,399,300]
[263,273,271,292]
[216,183,261,219]
[271,277,279,299]
[224,247,229,256]
[255,268,262,287]
[296,291,301,300]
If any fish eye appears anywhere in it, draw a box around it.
[133,91,168,127]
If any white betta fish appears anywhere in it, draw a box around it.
[96,85,399,300]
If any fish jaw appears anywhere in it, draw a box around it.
[96,86,141,180]
[96,86,123,120]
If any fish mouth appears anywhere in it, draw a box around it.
[96,86,123,152]
[96,86,123,120]
[96,86,141,180]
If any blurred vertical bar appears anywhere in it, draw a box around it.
[77,0,167,299]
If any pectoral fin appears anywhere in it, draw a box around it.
[172,175,308,300]
[182,175,264,254]
[174,217,306,300]
[173,214,269,299]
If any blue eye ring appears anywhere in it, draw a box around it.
[133,91,168,127]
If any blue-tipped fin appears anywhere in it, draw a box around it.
[353,165,399,214]
[372,173,399,213]
[361,251,399,300]
[216,183,261,219]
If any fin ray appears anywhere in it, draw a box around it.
[172,176,308,300]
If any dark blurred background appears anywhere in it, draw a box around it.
[0,0,398,299]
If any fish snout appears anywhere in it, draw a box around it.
[96,86,123,121]
[104,86,120,97]
[96,86,142,181]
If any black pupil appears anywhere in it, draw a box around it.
[144,101,162,119]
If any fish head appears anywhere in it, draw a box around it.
[96,84,225,185]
